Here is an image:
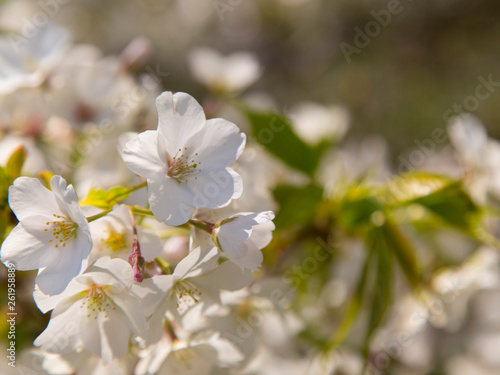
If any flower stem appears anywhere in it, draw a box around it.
[164,318,178,342]
[188,219,214,233]
[111,180,147,201]
[155,257,172,275]
[85,209,112,223]
[158,228,190,239]
[130,206,155,217]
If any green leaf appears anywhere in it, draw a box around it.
[272,184,324,230]
[381,218,422,289]
[385,173,478,230]
[364,228,393,350]
[39,171,54,188]
[0,167,10,210]
[326,248,375,351]
[5,146,27,180]
[339,187,384,230]
[385,172,451,204]
[0,209,8,242]
[410,181,478,229]
[242,108,327,177]
[80,186,132,209]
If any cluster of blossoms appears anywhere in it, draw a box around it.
[2,5,500,374]
[1,89,276,372]
[0,22,283,374]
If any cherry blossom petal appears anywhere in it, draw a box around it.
[0,215,64,270]
[111,289,148,336]
[35,239,89,296]
[156,91,206,155]
[251,219,276,249]
[194,260,252,291]
[136,226,163,261]
[148,178,196,226]
[98,307,132,362]
[80,311,105,358]
[50,175,82,222]
[8,177,61,221]
[186,118,246,166]
[181,166,242,208]
[231,241,263,271]
[34,276,91,314]
[86,257,134,288]
[34,299,83,354]
[122,130,166,182]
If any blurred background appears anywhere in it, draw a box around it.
[2,0,499,158]
[1,1,500,374]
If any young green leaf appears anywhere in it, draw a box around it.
[5,146,27,180]
[272,184,324,230]
[326,249,375,351]
[242,108,327,177]
[364,228,394,353]
[80,186,133,209]
[385,172,451,204]
[0,167,10,210]
[339,186,384,231]
[410,181,478,230]
[381,218,422,289]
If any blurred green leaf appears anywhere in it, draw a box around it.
[382,218,422,289]
[410,181,478,229]
[364,228,393,352]
[0,167,11,243]
[386,173,478,230]
[80,186,131,209]
[0,209,8,242]
[385,172,451,204]
[326,248,375,351]
[339,187,383,230]
[242,108,327,177]
[38,171,54,188]
[5,146,27,180]
[272,184,324,230]
[0,167,10,210]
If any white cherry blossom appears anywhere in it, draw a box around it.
[33,257,149,363]
[0,24,69,94]
[288,101,350,145]
[0,175,92,296]
[136,332,243,375]
[146,246,252,344]
[122,91,245,226]
[188,47,261,93]
[447,114,500,201]
[212,211,275,271]
[88,204,162,264]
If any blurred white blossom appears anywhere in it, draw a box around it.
[188,47,261,94]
